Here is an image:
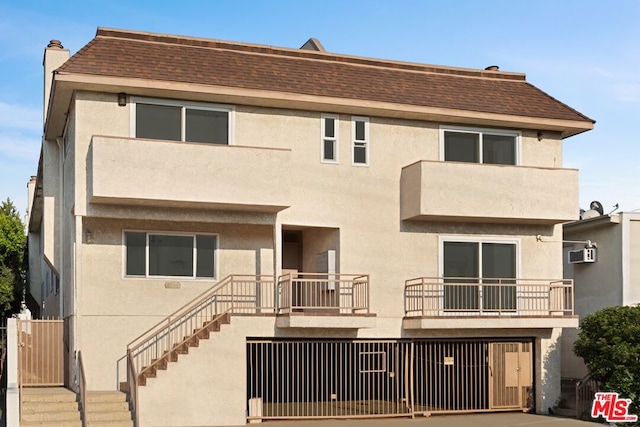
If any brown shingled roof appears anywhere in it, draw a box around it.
[57,28,593,124]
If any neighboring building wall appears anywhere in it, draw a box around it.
[561,213,640,380]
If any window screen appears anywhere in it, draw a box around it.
[136,104,181,141]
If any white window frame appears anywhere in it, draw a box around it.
[321,113,339,164]
[351,116,370,166]
[122,230,219,280]
[439,125,521,165]
[130,97,235,145]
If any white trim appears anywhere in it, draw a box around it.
[129,96,235,145]
[122,229,219,280]
[438,125,521,165]
[320,113,339,164]
[438,235,521,279]
[351,116,370,166]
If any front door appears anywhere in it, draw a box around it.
[488,342,532,410]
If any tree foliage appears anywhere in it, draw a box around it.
[0,198,26,315]
[574,305,640,414]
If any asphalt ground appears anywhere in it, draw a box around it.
[221,413,598,427]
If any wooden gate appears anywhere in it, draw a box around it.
[489,342,532,410]
[18,319,65,386]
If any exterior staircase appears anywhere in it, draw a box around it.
[137,313,231,386]
[20,387,133,427]
[21,388,80,427]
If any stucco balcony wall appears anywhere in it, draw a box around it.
[401,160,578,224]
[88,136,291,212]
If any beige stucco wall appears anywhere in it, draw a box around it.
[56,91,572,420]
[77,217,274,388]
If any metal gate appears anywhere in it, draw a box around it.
[247,339,533,421]
[247,340,412,420]
[18,319,65,386]
[412,340,490,413]
[489,342,532,409]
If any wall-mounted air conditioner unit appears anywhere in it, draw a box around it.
[568,248,596,264]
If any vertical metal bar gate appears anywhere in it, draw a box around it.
[18,319,65,386]
[247,338,533,421]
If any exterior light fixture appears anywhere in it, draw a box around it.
[117,93,127,107]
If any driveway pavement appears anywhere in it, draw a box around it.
[229,413,597,427]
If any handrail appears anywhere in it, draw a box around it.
[127,350,139,427]
[277,273,370,314]
[126,274,277,422]
[78,351,87,427]
[404,277,574,317]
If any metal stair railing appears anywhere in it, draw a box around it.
[125,274,276,426]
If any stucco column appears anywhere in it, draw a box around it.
[6,318,20,427]
[536,327,562,413]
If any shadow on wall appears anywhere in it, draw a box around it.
[541,338,561,413]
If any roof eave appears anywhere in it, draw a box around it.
[45,72,594,140]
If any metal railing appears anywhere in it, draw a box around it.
[126,275,277,424]
[78,351,87,427]
[576,373,599,420]
[404,277,574,317]
[278,273,370,314]
[126,351,139,427]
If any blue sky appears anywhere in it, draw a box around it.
[1,0,639,217]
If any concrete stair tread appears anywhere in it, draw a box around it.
[21,422,82,427]
[22,401,79,412]
[22,387,78,403]
[86,421,133,427]
[21,411,81,422]
[85,401,130,411]
[86,390,128,402]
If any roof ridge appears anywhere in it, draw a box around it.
[95,27,526,82]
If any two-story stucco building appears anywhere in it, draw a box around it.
[27,28,594,426]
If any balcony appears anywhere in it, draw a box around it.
[88,136,291,212]
[403,277,577,329]
[400,160,578,224]
[275,273,375,329]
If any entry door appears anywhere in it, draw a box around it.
[489,342,532,410]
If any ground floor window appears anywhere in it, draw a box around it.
[124,231,217,279]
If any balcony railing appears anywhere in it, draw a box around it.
[404,277,573,317]
[278,273,370,315]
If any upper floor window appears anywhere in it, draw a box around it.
[441,126,519,165]
[442,238,518,311]
[352,116,369,166]
[124,231,217,279]
[132,97,233,145]
[321,114,339,163]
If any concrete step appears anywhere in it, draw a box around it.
[21,409,81,422]
[22,400,79,413]
[85,400,130,412]
[86,421,134,427]
[22,387,78,403]
[85,409,133,422]
[86,390,128,402]
[22,421,82,427]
